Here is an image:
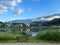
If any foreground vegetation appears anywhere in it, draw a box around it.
[0,21,60,43]
[0,26,59,43]
[36,30,60,42]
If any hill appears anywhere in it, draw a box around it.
[42,18,60,26]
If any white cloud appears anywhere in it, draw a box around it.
[0,19,6,22]
[11,18,21,20]
[13,8,24,16]
[0,4,7,14]
[0,0,22,14]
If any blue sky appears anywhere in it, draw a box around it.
[0,0,60,22]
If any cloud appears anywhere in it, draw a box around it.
[0,4,7,14]
[0,0,22,14]
[11,18,21,21]
[13,8,24,16]
[0,19,6,22]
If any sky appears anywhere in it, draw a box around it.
[0,0,60,22]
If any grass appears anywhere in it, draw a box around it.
[0,26,60,43]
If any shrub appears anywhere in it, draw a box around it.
[0,33,16,41]
[36,30,60,41]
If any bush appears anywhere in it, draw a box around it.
[0,33,16,41]
[36,30,60,41]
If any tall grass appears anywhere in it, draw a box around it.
[0,32,16,40]
[36,30,60,41]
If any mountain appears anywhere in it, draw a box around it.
[9,14,60,24]
[42,18,60,26]
[9,19,32,24]
[32,14,60,22]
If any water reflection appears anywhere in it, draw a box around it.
[20,28,39,36]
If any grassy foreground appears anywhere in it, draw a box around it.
[0,26,60,43]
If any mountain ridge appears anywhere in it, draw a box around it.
[9,14,60,24]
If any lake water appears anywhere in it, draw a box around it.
[21,28,40,36]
